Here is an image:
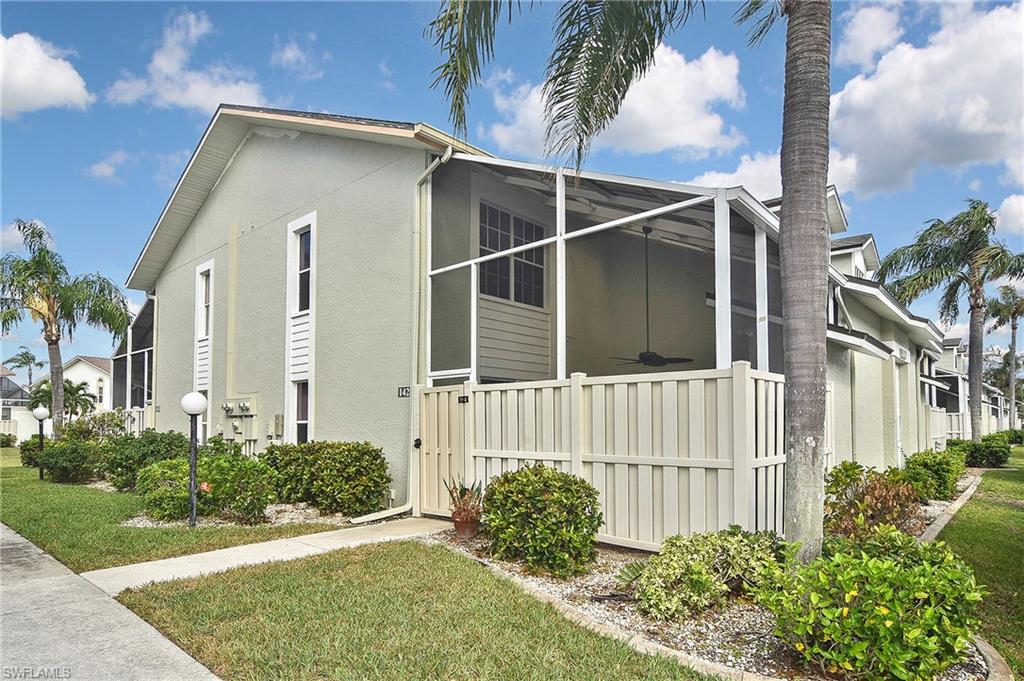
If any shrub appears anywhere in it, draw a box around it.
[0,433,16,448]
[62,411,127,441]
[903,449,966,500]
[36,439,101,483]
[759,525,983,680]
[1005,428,1023,445]
[137,454,279,523]
[103,429,189,490]
[259,441,391,515]
[18,436,44,467]
[483,465,601,577]
[824,462,925,539]
[947,437,1010,468]
[199,434,243,458]
[630,527,782,621]
[883,466,934,501]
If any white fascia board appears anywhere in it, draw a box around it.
[726,188,780,239]
[842,280,943,344]
[826,329,891,360]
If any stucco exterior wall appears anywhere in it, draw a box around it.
[63,361,112,412]
[826,343,854,462]
[150,126,426,502]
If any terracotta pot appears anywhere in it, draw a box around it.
[452,516,481,539]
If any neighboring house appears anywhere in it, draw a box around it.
[117,104,950,539]
[1,365,51,438]
[30,355,113,413]
[935,337,1009,439]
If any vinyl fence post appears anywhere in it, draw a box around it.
[463,380,476,487]
[570,372,586,477]
[410,384,424,517]
[731,361,755,530]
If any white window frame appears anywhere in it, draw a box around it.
[195,260,214,340]
[198,389,209,445]
[294,380,310,444]
[285,211,317,443]
[477,201,547,310]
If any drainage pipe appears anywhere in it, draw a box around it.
[351,145,453,526]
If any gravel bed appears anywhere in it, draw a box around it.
[85,480,118,493]
[426,529,988,681]
[121,502,349,528]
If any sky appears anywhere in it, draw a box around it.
[2,1,1022,385]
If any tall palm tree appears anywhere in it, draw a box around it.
[429,0,833,561]
[0,220,129,433]
[29,379,97,420]
[3,345,45,387]
[987,285,1024,430]
[877,200,1024,442]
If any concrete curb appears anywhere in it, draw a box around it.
[449,544,1015,681]
[918,473,983,543]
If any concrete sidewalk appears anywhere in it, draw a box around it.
[82,516,450,595]
[0,524,217,681]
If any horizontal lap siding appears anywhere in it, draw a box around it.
[194,337,211,390]
[478,297,551,381]
[289,313,311,381]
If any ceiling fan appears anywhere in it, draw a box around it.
[609,226,694,368]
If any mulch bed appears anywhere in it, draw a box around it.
[427,529,988,681]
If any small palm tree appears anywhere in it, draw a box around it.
[877,200,1024,441]
[0,220,129,433]
[429,0,833,561]
[987,285,1024,430]
[3,345,45,387]
[29,379,97,420]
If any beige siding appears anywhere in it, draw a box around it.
[478,297,551,381]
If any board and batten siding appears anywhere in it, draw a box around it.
[478,296,551,381]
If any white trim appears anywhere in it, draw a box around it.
[193,260,214,391]
[714,188,732,369]
[284,210,317,443]
[755,229,768,371]
[470,264,479,383]
[826,328,892,360]
[555,169,567,380]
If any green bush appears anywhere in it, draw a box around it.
[759,525,983,680]
[62,411,127,441]
[199,434,243,458]
[137,454,279,523]
[946,437,1011,468]
[0,433,16,448]
[36,439,101,483]
[903,449,966,500]
[483,464,602,577]
[1005,428,1024,445]
[103,429,189,490]
[824,461,925,539]
[18,436,44,467]
[259,441,391,515]
[631,527,782,621]
[883,466,934,501]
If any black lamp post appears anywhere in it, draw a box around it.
[180,392,208,528]
[31,406,49,480]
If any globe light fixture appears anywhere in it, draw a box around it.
[31,406,49,480]
[180,392,208,527]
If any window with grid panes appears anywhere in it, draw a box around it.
[479,202,544,307]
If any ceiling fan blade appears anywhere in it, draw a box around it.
[660,357,694,364]
[609,356,641,362]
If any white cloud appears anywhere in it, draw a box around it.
[830,3,1023,195]
[154,149,191,190]
[378,59,396,92]
[125,296,145,318]
[996,194,1024,237]
[106,10,265,114]
[968,179,982,192]
[943,322,969,339]
[1,222,25,252]
[686,148,859,201]
[85,150,131,182]
[1,33,95,119]
[836,5,903,71]
[483,44,745,159]
[270,33,328,81]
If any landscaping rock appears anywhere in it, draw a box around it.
[120,502,350,528]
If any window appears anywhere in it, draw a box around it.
[295,381,309,444]
[297,229,311,313]
[479,203,545,307]
[96,378,104,404]
[2,407,10,421]
[199,389,208,444]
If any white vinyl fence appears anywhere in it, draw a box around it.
[416,361,786,552]
[929,407,947,451]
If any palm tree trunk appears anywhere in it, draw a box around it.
[1009,321,1018,430]
[779,0,831,563]
[46,340,65,435]
[968,292,985,442]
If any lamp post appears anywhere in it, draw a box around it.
[180,392,208,528]
[31,406,49,480]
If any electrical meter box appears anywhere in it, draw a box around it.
[219,395,259,442]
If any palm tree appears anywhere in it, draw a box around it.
[877,200,1024,442]
[0,220,129,433]
[428,0,833,561]
[987,285,1024,430]
[3,345,45,387]
[29,379,97,420]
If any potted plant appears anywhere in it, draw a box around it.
[444,478,482,539]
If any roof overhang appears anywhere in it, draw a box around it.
[827,324,892,360]
[830,235,881,271]
[841,277,944,351]
[920,375,950,390]
[764,184,847,234]
[126,105,488,291]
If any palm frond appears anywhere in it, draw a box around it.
[734,0,783,44]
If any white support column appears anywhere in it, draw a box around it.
[424,176,433,385]
[714,188,732,369]
[125,326,133,408]
[555,169,567,380]
[755,228,769,371]
[470,263,479,383]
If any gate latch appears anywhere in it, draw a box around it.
[413,437,422,449]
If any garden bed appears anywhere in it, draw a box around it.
[121,502,350,528]
[427,529,991,681]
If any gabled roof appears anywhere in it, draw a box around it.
[841,275,944,350]
[943,337,964,348]
[0,365,14,378]
[830,233,880,271]
[831,234,872,250]
[69,355,112,374]
[126,104,490,291]
[764,185,848,234]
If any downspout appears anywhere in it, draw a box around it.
[351,145,453,525]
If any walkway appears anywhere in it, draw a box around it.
[0,523,217,681]
[82,516,450,595]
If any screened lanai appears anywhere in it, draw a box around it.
[112,297,154,410]
[425,154,783,386]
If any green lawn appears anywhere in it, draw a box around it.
[0,447,335,572]
[120,540,705,681]
[939,444,1024,675]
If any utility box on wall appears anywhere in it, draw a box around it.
[219,394,259,442]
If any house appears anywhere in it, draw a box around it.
[59,356,113,412]
[935,337,1009,438]
[1,365,51,438]
[116,104,949,548]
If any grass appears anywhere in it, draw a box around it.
[120,540,706,681]
[939,444,1024,675]
[0,447,335,572]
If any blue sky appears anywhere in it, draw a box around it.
[2,1,1022,384]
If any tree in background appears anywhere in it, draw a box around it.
[30,379,97,420]
[987,285,1024,429]
[428,0,834,561]
[3,345,45,387]
[878,200,1024,441]
[0,220,129,433]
